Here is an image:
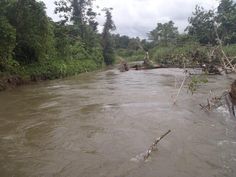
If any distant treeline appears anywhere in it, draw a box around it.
[114,0,236,65]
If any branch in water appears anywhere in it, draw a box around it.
[131,130,171,162]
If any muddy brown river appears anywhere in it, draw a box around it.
[0,68,236,177]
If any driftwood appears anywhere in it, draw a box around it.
[131,130,171,162]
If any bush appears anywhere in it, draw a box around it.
[223,44,236,58]
[25,59,99,80]
[150,43,209,67]
[116,49,145,62]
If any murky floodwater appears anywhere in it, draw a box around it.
[0,68,236,177]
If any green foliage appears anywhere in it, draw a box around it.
[223,44,236,57]
[149,21,179,46]
[127,38,142,50]
[116,49,144,62]
[25,59,98,80]
[113,34,130,49]
[102,8,116,65]
[0,0,16,72]
[54,0,103,64]
[186,5,216,45]
[0,58,23,75]
[217,0,236,44]
[187,0,236,45]
[1,0,236,86]
[0,0,103,82]
[0,17,16,68]
[11,0,55,64]
[53,22,104,66]
[55,0,98,45]
[150,43,209,67]
[188,75,208,94]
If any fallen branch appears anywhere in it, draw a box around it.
[143,130,171,161]
[199,91,223,112]
[131,130,171,162]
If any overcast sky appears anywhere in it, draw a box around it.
[42,0,220,38]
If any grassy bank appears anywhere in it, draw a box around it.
[0,59,102,91]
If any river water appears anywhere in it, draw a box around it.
[0,68,236,177]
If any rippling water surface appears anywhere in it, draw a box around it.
[0,68,236,177]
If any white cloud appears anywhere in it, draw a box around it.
[41,0,219,38]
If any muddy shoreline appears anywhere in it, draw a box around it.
[0,74,60,92]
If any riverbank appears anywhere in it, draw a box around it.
[0,59,103,91]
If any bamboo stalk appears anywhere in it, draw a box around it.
[214,25,235,72]
[173,75,187,104]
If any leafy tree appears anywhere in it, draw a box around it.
[55,0,100,53]
[217,0,236,44]
[10,0,55,64]
[141,39,154,51]
[113,34,130,49]
[55,0,97,35]
[0,0,16,67]
[128,37,141,51]
[149,21,179,46]
[86,7,99,32]
[186,5,216,45]
[102,8,116,65]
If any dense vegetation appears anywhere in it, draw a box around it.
[0,0,236,90]
[114,0,236,67]
[0,0,116,83]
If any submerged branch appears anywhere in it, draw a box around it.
[131,130,171,162]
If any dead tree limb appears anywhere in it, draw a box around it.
[131,130,171,162]
[143,130,171,161]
